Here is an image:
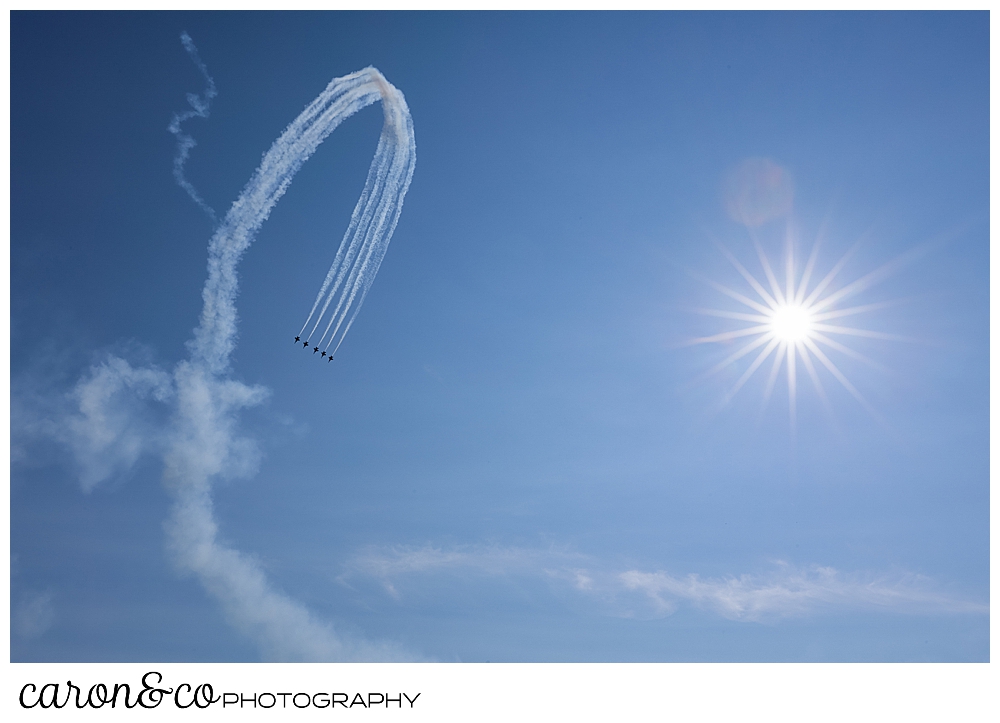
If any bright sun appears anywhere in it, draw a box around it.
[769,303,814,342]
[687,230,905,426]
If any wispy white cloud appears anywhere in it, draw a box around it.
[618,564,987,621]
[340,543,588,599]
[341,544,987,622]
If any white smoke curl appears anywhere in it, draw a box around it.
[65,357,173,491]
[167,32,218,223]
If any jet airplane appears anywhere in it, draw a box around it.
[313,347,320,354]
[303,341,310,348]
[294,336,301,343]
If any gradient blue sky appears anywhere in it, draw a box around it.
[10,11,988,662]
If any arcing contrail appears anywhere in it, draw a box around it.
[59,52,417,660]
[167,32,218,223]
[193,66,416,369]
[294,71,416,357]
[162,63,416,659]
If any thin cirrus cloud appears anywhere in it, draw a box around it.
[339,544,593,600]
[619,566,988,622]
[339,544,987,622]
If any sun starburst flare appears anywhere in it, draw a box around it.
[686,227,917,428]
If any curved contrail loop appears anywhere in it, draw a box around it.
[192,67,415,373]
[296,72,416,356]
[161,67,416,661]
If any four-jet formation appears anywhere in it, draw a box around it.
[295,337,334,362]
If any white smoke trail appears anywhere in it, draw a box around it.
[296,73,416,354]
[167,32,218,223]
[194,67,415,369]
[14,65,419,660]
[153,65,416,660]
[40,61,415,661]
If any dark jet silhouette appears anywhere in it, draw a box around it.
[294,336,301,342]
[313,347,320,354]
[321,351,327,357]
[327,356,334,362]
[303,341,310,348]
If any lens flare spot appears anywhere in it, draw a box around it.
[723,157,794,227]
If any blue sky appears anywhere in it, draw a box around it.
[10,11,988,662]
